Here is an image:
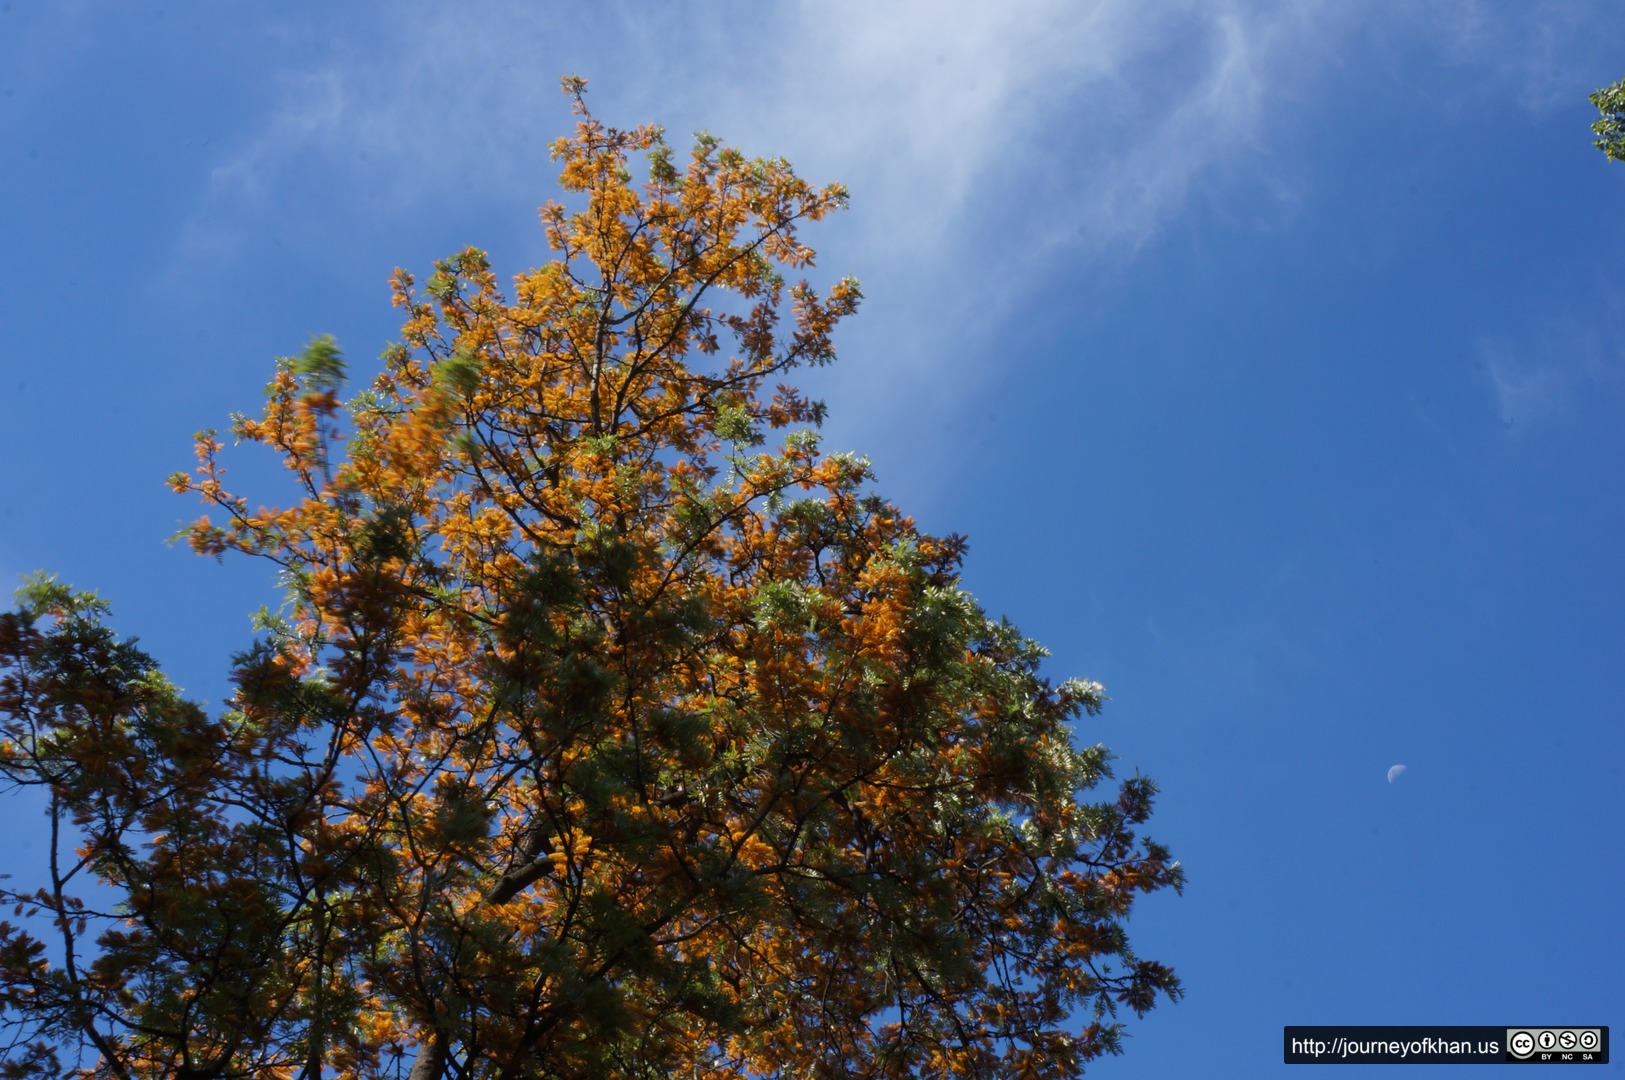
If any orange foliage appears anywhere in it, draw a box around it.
[1,79,1180,1079]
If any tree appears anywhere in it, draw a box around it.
[1590,76,1625,162]
[0,78,1182,1079]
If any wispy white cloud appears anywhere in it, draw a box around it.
[630,1,1334,270]
[1481,342,1570,433]
[1407,0,1615,112]
[162,2,1621,490]
[639,0,1348,459]
[207,69,347,204]
[1479,312,1625,436]
[171,2,1330,295]
[173,68,349,264]
[166,1,1348,476]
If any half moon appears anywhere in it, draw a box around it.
[1387,764,1407,784]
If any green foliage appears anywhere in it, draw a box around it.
[1590,76,1625,162]
[292,333,347,394]
[13,571,110,621]
[0,83,1183,1079]
[431,349,485,402]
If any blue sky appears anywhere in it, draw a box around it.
[2,2,1622,1075]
